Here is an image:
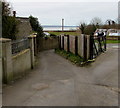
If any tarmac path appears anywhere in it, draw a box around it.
[3,44,119,106]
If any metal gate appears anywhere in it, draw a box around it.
[90,34,106,60]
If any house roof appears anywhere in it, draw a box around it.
[16,17,30,22]
[16,17,29,20]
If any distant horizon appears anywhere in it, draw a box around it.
[41,25,79,27]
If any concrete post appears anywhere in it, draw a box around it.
[86,35,90,60]
[59,35,61,49]
[64,35,68,52]
[78,34,85,58]
[28,36,35,69]
[33,35,37,56]
[0,38,13,84]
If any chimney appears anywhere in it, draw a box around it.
[13,11,16,17]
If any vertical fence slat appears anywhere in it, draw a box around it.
[75,36,78,55]
[62,36,64,50]
[67,35,70,52]
[58,34,106,61]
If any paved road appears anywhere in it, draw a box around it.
[3,44,119,106]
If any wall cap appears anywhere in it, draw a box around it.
[0,38,11,42]
[28,35,36,39]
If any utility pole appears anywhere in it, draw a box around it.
[62,18,64,31]
[118,1,120,24]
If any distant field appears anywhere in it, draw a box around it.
[106,40,120,43]
[48,31,79,36]
[48,31,120,43]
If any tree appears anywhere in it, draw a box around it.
[2,16,17,39]
[29,16,39,31]
[2,1,18,40]
[104,19,119,29]
[84,24,96,35]
[2,1,11,16]
[29,15,44,51]
[29,15,44,37]
[90,17,102,26]
[78,21,97,35]
[79,22,87,34]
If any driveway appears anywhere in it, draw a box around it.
[3,44,119,106]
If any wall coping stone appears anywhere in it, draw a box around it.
[0,38,11,43]
[28,35,36,38]
[12,49,30,59]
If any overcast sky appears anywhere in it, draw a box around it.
[8,0,119,26]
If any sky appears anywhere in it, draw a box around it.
[8,0,119,26]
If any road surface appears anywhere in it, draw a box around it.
[3,44,119,106]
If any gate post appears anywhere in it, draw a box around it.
[62,35,64,50]
[67,35,70,52]
[28,36,35,69]
[84,35,87,61]
[59,35,61,49]
[78,34,85,59]
[89,35,94,60]
[0,38,13,84]
[104,35,107,51]
[75,36,78,55]
[33,35,37,56]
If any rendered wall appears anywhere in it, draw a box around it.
[38,37,59,51]
[12,49,31,80]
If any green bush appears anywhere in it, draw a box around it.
[2,1,18,40]
[29,15,44,37]
[2,16,18,40]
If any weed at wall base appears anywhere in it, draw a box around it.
[55,48,85,66]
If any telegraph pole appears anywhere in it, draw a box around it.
[62,18,64,31]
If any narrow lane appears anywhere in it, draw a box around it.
[3,44,118,106]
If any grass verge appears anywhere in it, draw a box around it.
[106,40,120,43]
[48,31,78,36]
[55,49,86,66]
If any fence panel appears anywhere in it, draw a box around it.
[69,35,76,54]
[59,35,64,50]
[12,38,30,54]
[86,35,90,60]
[90,35,106,59]
[64,35,70,52]
[78,34,84,58]
[59,34,107,61]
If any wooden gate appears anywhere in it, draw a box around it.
[90,35,106,60]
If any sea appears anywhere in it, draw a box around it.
[42,25,79,31]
